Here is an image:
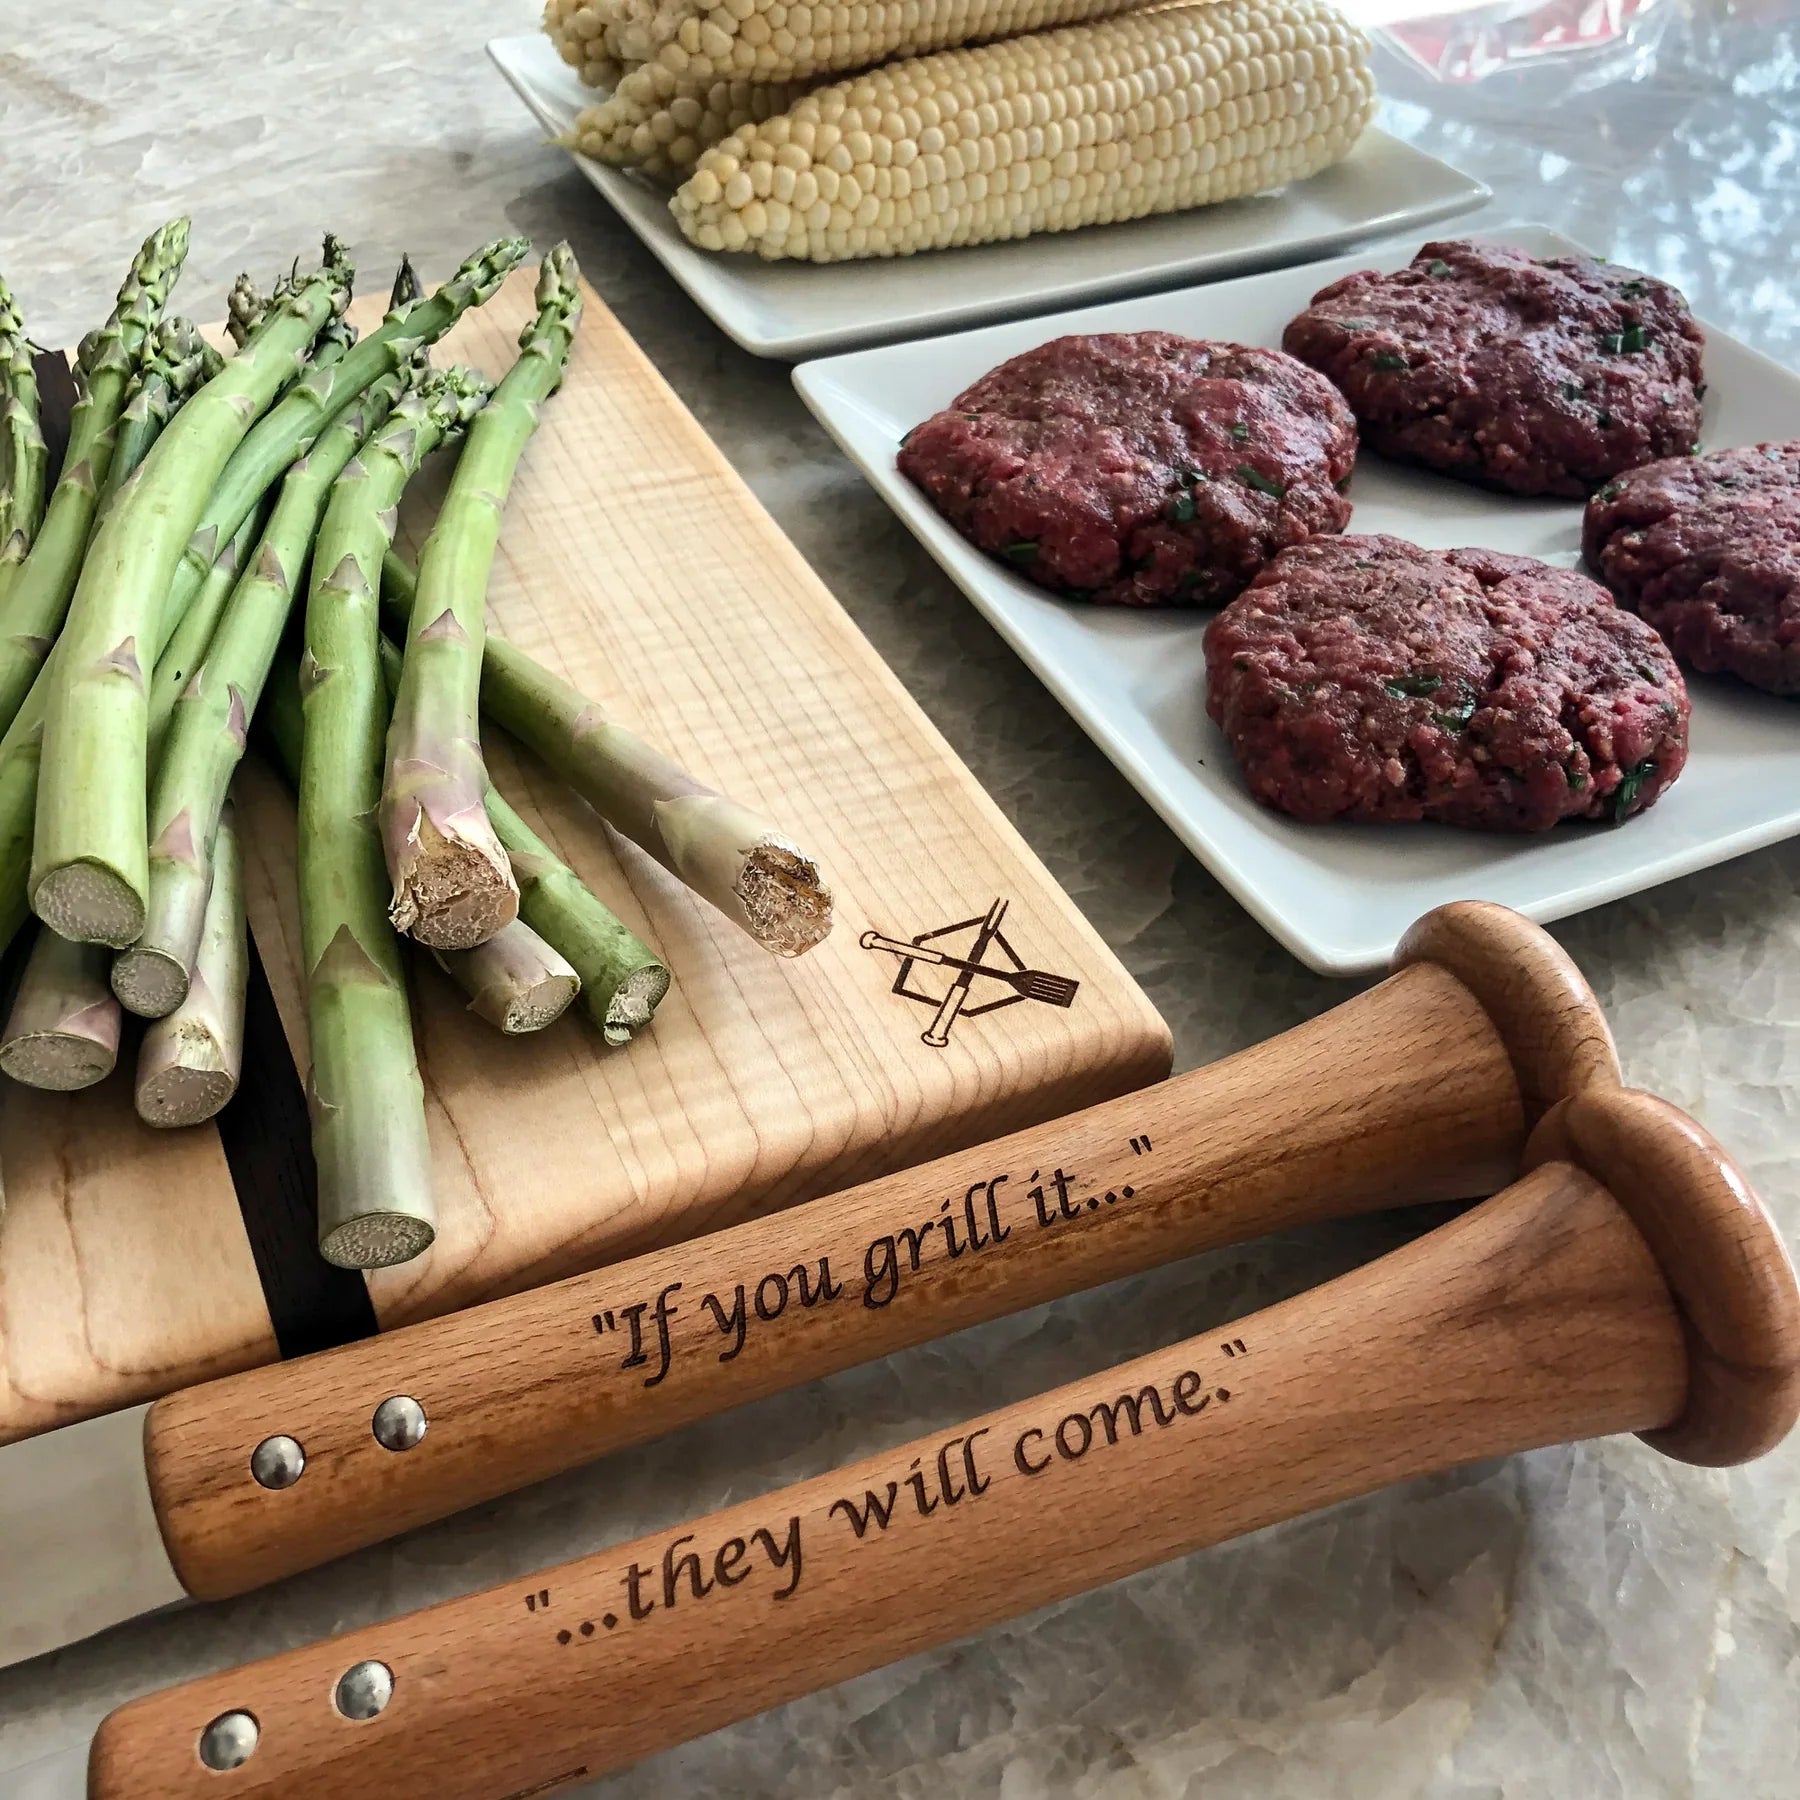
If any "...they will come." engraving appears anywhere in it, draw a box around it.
[531,1338,1242,1644]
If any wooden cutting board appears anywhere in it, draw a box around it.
[0,267,1170,1446]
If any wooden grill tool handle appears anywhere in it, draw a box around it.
[91,1084,1800,1799]
[146,901,1613,1600]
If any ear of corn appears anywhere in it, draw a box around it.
[545,0,626,87]
[670,0,1374,262]
[548,0,1150,88]
[567,64,819,178]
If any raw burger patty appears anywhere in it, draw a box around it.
[1204,534,1690,829]
[897,332,1356,607]
[1582,441,1800,694]
[1281,239,1705,497]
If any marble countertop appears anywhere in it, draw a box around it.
[2,1,1797,1792]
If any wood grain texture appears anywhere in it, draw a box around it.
[1394,901,1621,1119]
[0,1078,274,1445]
[144,954,1527,1601]
[0,268,1165,1440]
[95,1156,1731,1800]
[1527,1085,1800,1466]
[240,266,1172,1329]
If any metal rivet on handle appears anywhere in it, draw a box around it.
[334,1659,394,1722]
[372,1395,428,1452]
[249,1434,305,1489]
[197,1711,259,1770]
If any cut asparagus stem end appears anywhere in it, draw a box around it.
[319,1211,437,1271]
[0,1024,118,1091]
[135,1055,235,1127]
[494,971,580,1033]
[738,839,834,957]
[431,918,582,1034]
[111,943,190,1019]
[31,861,146,948]
[389,813,520,950]
[603,962,672,1047]
[0,929,122,1090]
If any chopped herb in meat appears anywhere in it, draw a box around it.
[1166,491,1197,523]
[1428,259,1453,276]
[1382,672,1443,698]
[1236,465,1287,497]
[1596,410,1616,428]
[1611,759,1656,821]
[1230,421,1251,441]
[1560,380,1585,400]
[1371,352,1407,371]
[1000,541,1039,564]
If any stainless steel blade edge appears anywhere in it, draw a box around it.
[0,1404,187,1670]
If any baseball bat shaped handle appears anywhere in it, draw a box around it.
[143,903,1612,1604]
[92,1085,1800,1797]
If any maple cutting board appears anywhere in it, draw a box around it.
[0,266,1169,1447]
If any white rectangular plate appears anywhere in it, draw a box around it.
[488,32,1488,360]
[794,225,1800,975]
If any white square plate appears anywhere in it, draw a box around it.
[488,32,1489,360]
[794,225,1800,974]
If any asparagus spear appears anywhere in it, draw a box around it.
[0,275,48,594]
[484,772,669,1044]
[135,798,246,1127]
[381,245,582,950]
[263,646,579,1036]
[384,632,670,1042]
[0,483,248,966]
[145,319,358,758]
[156,239,529,718]
[432,923,579,1033]
[381,552,834,956]
[0,227,196,737]
[297,362,513,1271]
[96,317,223,513]
[147,506,265,761]
[114,368,414,1018]
[0,925,120,1090]
[30,228,341,948]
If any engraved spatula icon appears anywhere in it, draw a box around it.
[859,931,1080,1007]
